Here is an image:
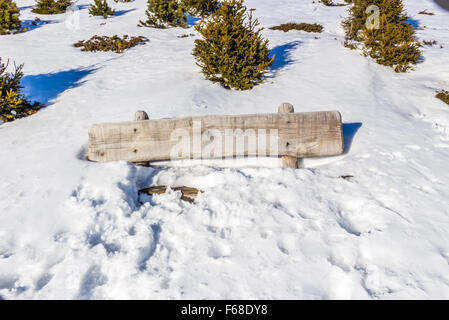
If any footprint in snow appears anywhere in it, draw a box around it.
[78,265,107,299]
[192,94,208,110]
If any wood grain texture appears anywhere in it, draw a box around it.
[135,110,149,121]
[278,103,298,169]
[278,102,295,114]
[281,155,298,168]
[88,111,344,162]
[133,111,150,166]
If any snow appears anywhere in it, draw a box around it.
[1,0,449,299]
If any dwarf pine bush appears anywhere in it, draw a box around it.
[343,0,421,72]
[32,0,71,14]
[139,0,186,28]
[0,59,22,121]
[0,58,41,122]
[343,0,371,41]
[343,0,407,42]
[0,0,24,34]
[183,0,218,16]
[192,0,273,90]
[89,0,115,19]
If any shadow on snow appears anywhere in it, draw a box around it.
[268,41,302,75]
[21,67,97,105]
[406,17,420,29]
[21,19,55,32]
[114,9,137,17]
[342,122,362,154]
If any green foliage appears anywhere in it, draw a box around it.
[89,0,115,19]
[269,23,323,33]
[436,90,449,106]
[343,0,421,72]
[193,0,273,90]
[0,58,41,122]
[139,0,186,28]
[0,0,25,34]
[343,0,405,42]
[32,0,71,14]
[343,40,358,49]
[342,0,373,42]
[74,35,149,53]
[183,0,218,16]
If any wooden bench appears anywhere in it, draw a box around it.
[88,103,344,169]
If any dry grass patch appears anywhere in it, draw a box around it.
[436,90,449,105]
[74,35,149,53]
[422,40,437,46]
[269,23,323,33]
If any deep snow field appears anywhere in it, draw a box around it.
[1,0,449,299]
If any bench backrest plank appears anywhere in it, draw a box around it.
[88,111,344,163]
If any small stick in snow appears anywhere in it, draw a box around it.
[418,10,435,15]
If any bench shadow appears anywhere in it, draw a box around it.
[268,41,302,75]
[342,122,362,154]
[21,67,97,105]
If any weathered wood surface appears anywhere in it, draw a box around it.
[278,102,295,114]
[88,110,344,163]
[139,186,204,203]
[134,110,149,121]
[278,103,298,169]
[133,111,151,166]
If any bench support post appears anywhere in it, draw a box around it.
[133,110,151,167]
[278,103,298,169]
